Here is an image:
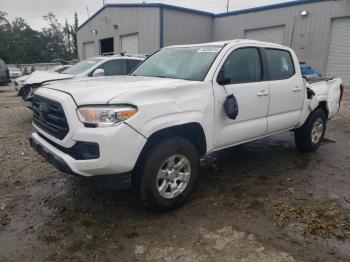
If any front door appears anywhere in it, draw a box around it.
[213,47,270,149]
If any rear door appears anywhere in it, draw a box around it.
[265,48,304,133]
[213,47,270,149]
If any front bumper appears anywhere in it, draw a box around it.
[30,133,135,190]
[30,134,76,175]
[30,119,146,176]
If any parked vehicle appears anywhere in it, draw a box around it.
[0,59,10,85]
[13,65,72,91]
[18,54,144,108]
[29,40,344,210]
[9,67,22,79]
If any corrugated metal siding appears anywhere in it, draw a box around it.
[326,17,350,85]
[162,9,212,47]
[245,25,285,45]
[213,0,350,75]
[77,7,160,59]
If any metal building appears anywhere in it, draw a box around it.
[77,0,350,84]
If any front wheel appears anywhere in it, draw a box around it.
[136,137,199,211]
[295,108,326,152]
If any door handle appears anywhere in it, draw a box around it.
[257,90,269,97]
[293,86,302,92]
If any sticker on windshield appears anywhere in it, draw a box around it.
[197,47,222,53]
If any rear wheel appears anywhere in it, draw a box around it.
[295,108,326,152]
[136,137,199,211]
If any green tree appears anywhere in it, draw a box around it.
[72,12,79,56]
[0,11,11,62]
[0,11,78,64]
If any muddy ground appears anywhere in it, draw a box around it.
[0,84,349,262]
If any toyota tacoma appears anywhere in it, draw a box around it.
[29,40,343,210]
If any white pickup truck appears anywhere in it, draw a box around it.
[29,40,344,210]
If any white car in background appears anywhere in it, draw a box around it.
[8,67,22,79]
[13,65,72,91]
[18,54,144,108]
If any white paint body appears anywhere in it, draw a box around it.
[31,40,343,177]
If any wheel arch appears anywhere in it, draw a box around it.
[141,122,207,157]
[315,100,329,119]
[132,122,207,187]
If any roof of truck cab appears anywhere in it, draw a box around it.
[164,39,286,49]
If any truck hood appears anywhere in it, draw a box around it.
[45,76,192,105]
[25,71,74,85]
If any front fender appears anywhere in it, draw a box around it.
[121,82,215,151]
[137,111,207,139]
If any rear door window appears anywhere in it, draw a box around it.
[265,49,295,80]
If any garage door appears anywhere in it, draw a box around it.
[83,42,95,60]
[121,33,139,54]
[245,26,285,45]
[326,17,350,86]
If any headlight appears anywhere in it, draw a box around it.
[77,105,137,127]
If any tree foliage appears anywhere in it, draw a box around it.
[0,11,78,64]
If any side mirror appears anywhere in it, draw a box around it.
[224,94,239,120]
[93,68,105,77]
[217,70,230,86]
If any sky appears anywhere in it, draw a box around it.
[0,0,292,30]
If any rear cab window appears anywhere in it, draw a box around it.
[265,48,295,80]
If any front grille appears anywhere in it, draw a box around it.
[32,95,69,140]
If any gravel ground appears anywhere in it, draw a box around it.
[0,84,349,262]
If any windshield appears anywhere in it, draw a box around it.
[63,58,103,75]
[47,65,63,72]
[131,46,223,81]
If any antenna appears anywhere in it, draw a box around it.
[226,0,230,12]
[103,0,105,6]
[86,6,90,19]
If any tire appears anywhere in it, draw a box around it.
[135,137,199,211]
[295,108,327,152]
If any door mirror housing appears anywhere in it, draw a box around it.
[217,70,230,86]
[224,94,239,120]
[93,68,105,77]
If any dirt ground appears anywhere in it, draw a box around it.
[0,84,349,262]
